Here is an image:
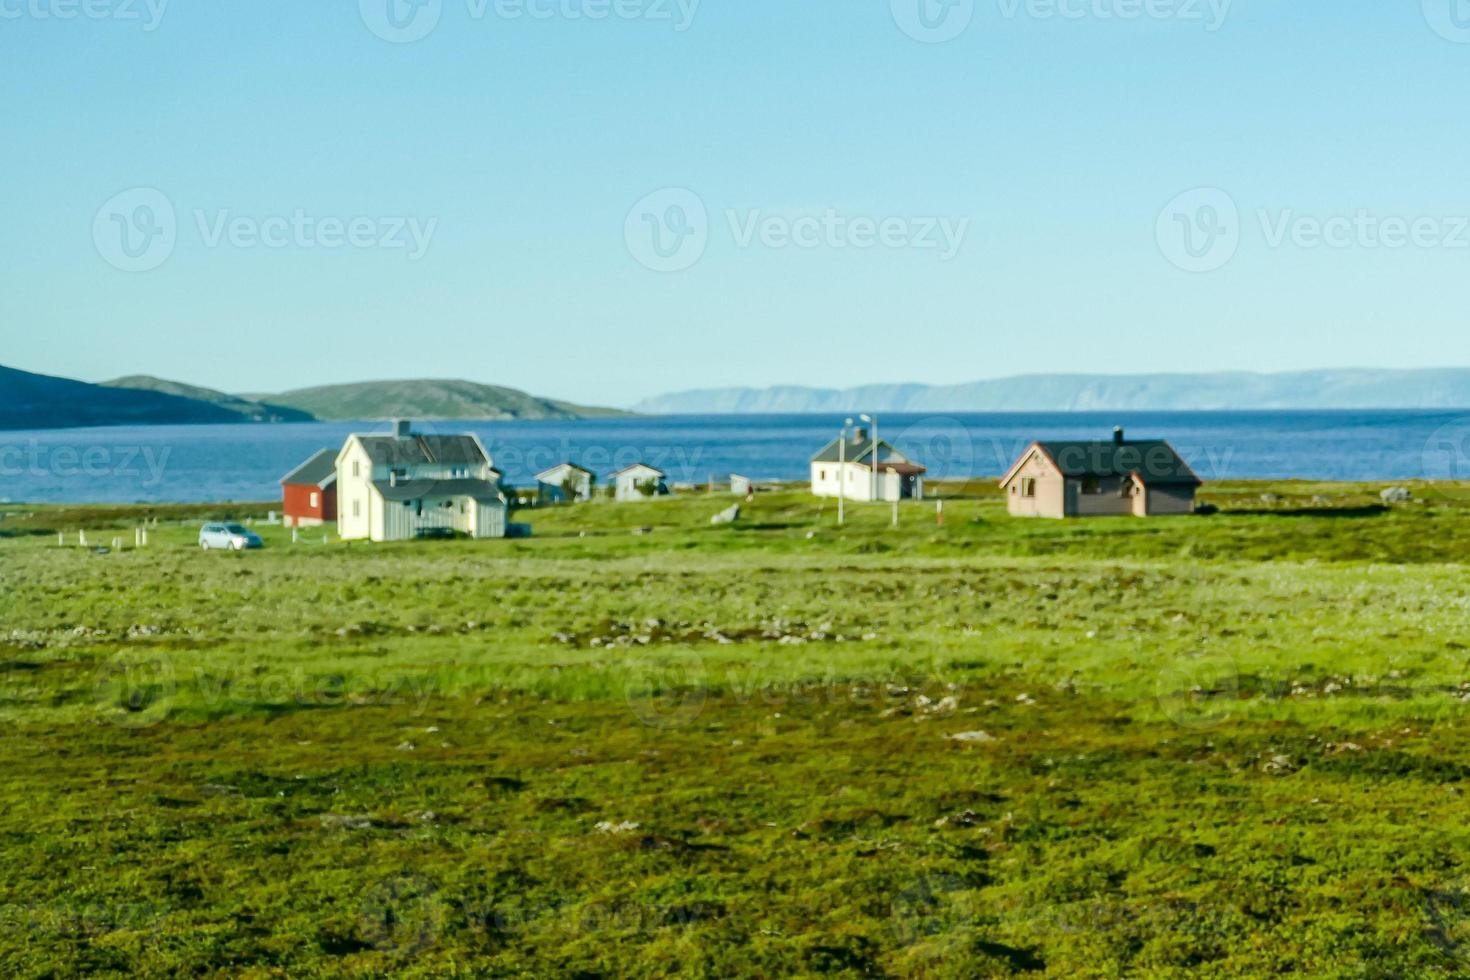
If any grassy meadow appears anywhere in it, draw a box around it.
[2,481,1470,976]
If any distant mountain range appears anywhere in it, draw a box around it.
[0,365,628,430]
[257,379,627,422]
[105,376,314,423]
[633,370,1470,414]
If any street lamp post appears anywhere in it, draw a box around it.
[860,413,878,503]
[838,418,853,525]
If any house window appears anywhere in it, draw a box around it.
[1020,478,1037,498]
[309,491,319,508]
[352,500,361,517]
[1081,477,1101,495]
[819,469,826,480]
[352,461,360,477]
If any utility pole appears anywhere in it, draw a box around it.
[837,419,851,525]
[860,413,878,503]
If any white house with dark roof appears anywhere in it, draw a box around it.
[610,463,668,502]
[810,428,926,502]
[335,420,507,541]
[998,427,1201,518]
[535,462,594,504]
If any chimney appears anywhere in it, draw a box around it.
[1113,426,1124,446]
[394,419,412,439]
[853,427,868,445]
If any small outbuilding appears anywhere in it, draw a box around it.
[535,462,594,504]
[810,428,926,502]
[610,463,669,502]
[999,428,1201,518]
[280,448,338,528]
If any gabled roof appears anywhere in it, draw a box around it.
[372,478,505,504]
[534,462,593,482]
[610,462,666,478]
[350,433,488,467]
[1000,439,1201,487]
[810,437,911,468]
[280,448,338,487]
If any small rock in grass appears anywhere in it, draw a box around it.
[319,814,373,831]
[594,820,641,834]
[946,730,996,743]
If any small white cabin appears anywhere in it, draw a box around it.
[610,463,669,502]
[535,463,594,504]
[810,428,926,503]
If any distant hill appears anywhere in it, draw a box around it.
[263,379,630,421]
[634,369,1470,414]
[104,376,314,423]
[0,364,244,430]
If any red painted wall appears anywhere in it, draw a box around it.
[282,483,337,525]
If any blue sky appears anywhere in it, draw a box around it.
[5,1,1470,407]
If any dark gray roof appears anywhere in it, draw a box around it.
[354,434,488,466]
[1034,440,1200,486]
[372,478,505,503]
[811,437,910,467]
[280,448,338,487]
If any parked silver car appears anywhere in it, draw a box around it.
[199,523,263,551]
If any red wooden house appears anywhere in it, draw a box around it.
[280,448,338,527]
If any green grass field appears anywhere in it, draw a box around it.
[3,482,1470,977]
